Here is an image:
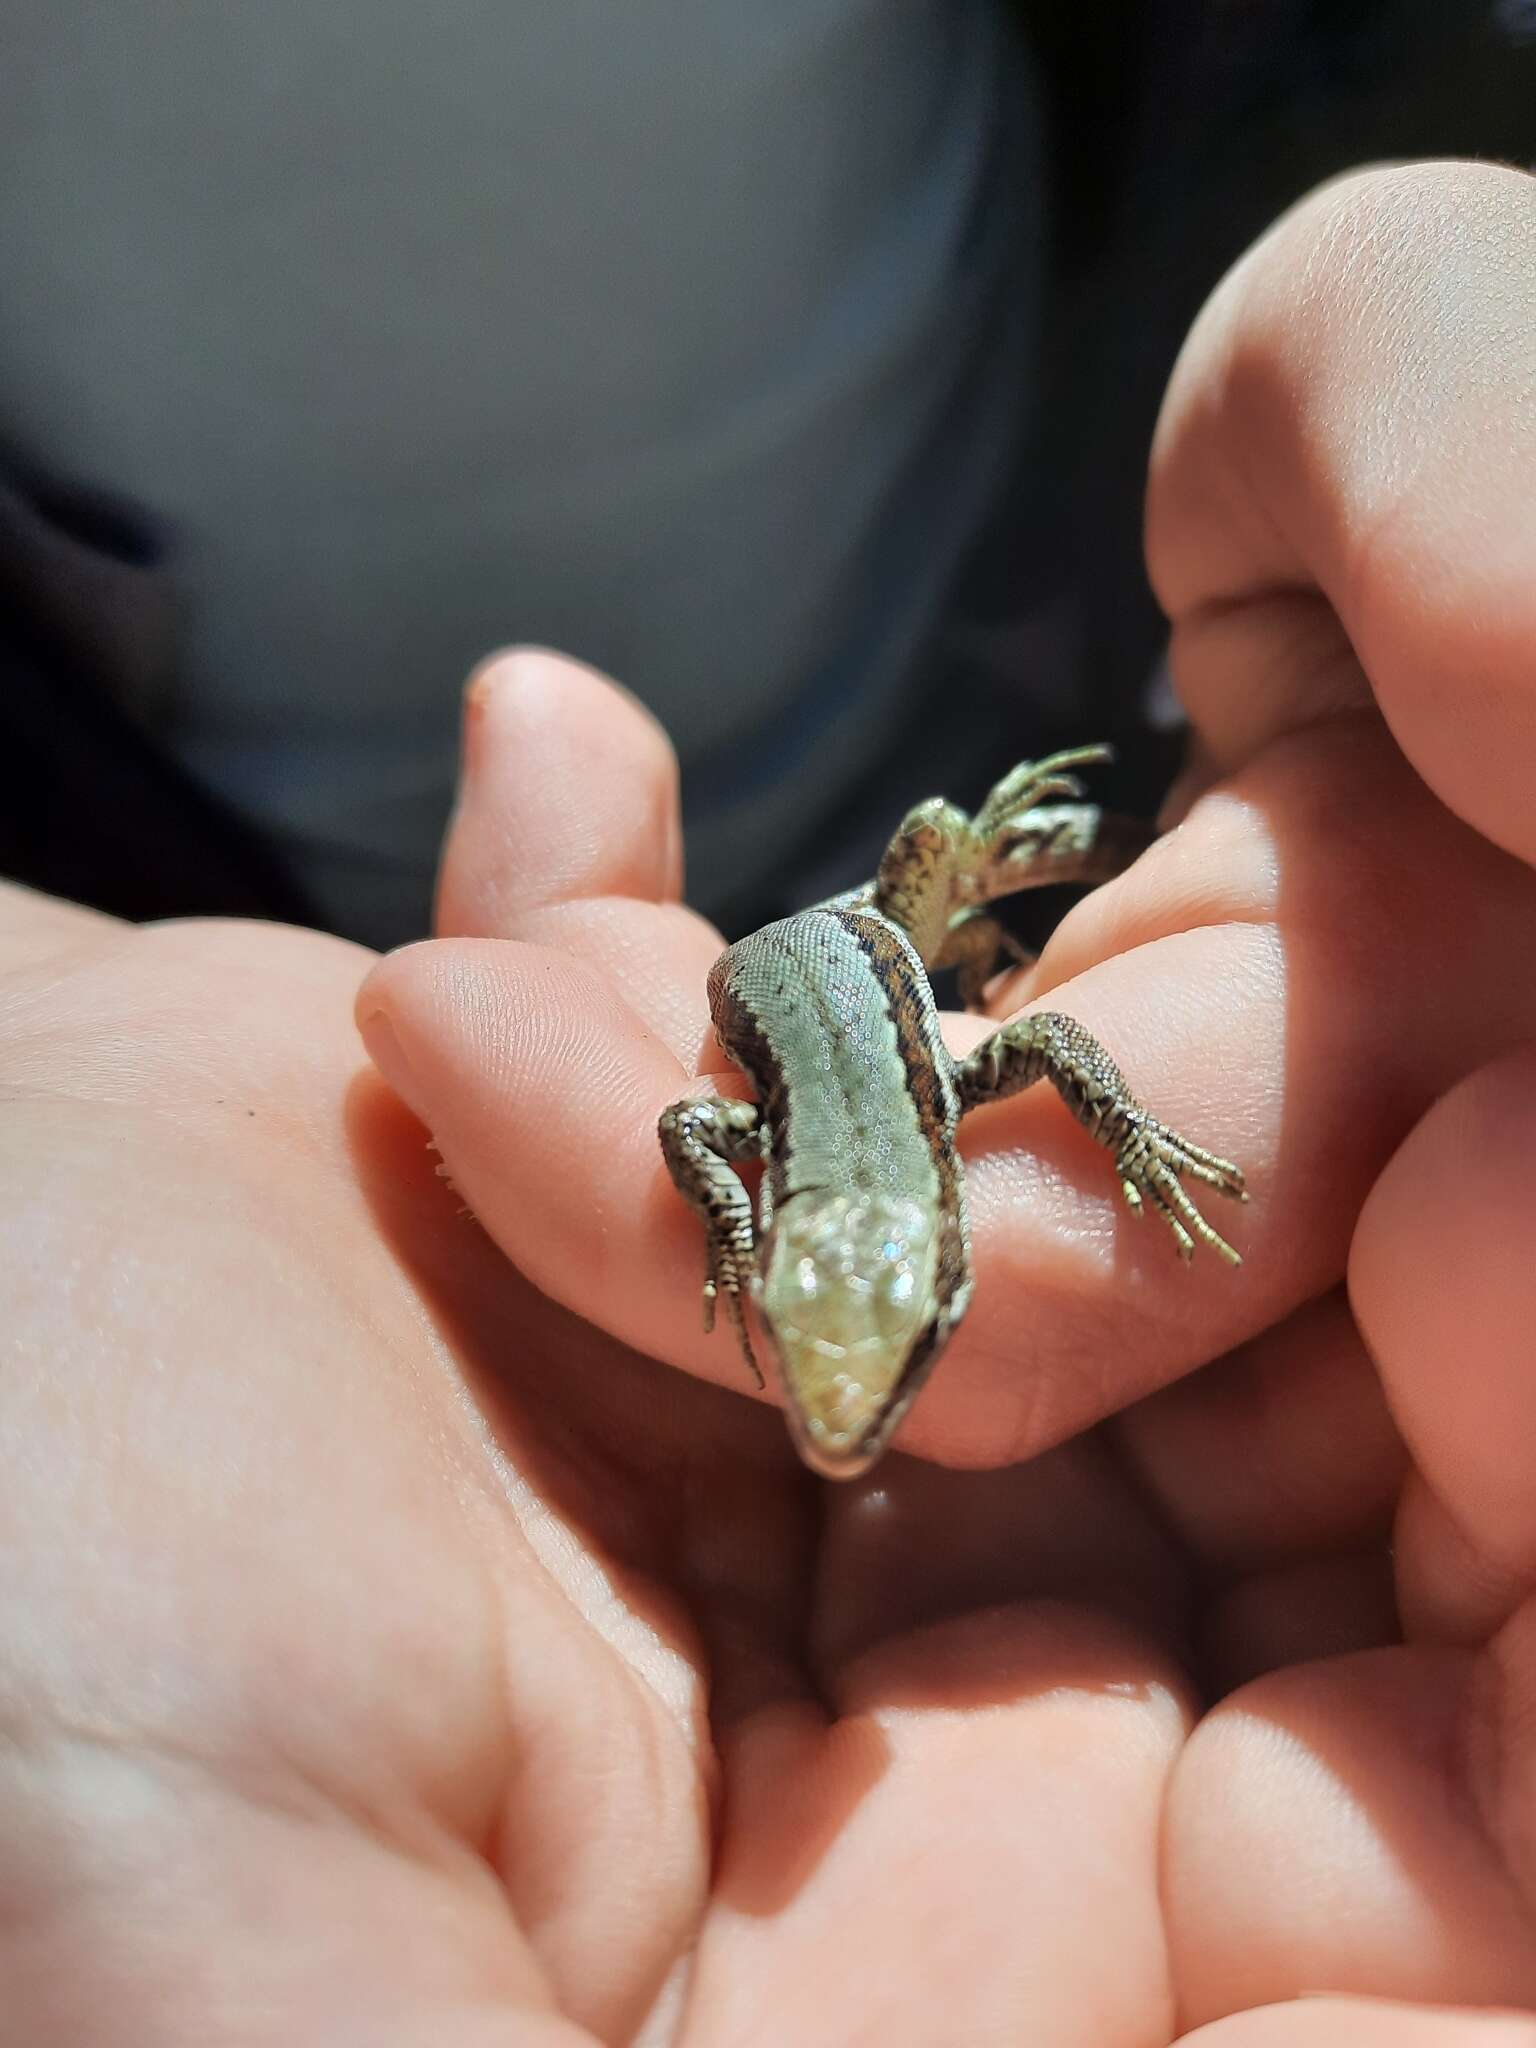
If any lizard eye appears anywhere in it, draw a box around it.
[871,1234,922,1341]
[883,1262,916,1306]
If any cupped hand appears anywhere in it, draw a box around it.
[353,161,1536,2041]
[7,158,1536,2048]
[5,751,1224,2047]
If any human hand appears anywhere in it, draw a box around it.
[9,734,1271,2044]
[7,156,1535,2048]
[0,726,1301,2042]
[355,161,1536,2038]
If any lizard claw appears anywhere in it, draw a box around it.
[704,1247,764,1385]
[726,1292,765,1388]
[1117,1121,1245,1266]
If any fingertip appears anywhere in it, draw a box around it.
[1351,1042,1536,1394]
[440,646,683,936]
[1149,157,1536,851]
[361,934,650,1108]
[355,941,432,1106]
[1351,1045,1536,1628]
[1166,1646,1536,2019]
[461,644,674,770]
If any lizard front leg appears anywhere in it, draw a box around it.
[657,1095,766,1383]
[957,1013,1246,1264]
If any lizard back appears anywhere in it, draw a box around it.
[708,906,961,1217]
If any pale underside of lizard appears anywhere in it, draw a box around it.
[658,748,1246,1479]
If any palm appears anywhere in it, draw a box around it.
[0,896,1195,2038]
[9,637,1536,2044]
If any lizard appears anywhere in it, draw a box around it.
[658,746,1245,1480]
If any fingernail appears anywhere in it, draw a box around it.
[356,1006,418,1105]
[458,662,502,792]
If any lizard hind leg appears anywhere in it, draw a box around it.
[934,909,1037,1013]
[971,744,1115,839]
[844,745,1129,974]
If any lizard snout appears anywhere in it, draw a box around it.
[760,1192,940,1479]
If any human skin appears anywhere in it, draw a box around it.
[4,161,1536,2044]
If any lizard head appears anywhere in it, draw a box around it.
[758,1191,955,1479]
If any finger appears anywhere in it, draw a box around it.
[1177,1997,1536,2045]
[691,1607,1191,2044]
[355,936,758,1406]
[435,647,683,936]
[432,648,712,1061]
[1113,1290,1407,1582]
[957,712,1536,1461]
[1197,1549,1399,1696]
[505,898,723,1064]
[1165,1647,1536,2023]
[1148,160,1536,867]
[811,1435,1194,1674]
[0,878,120,969]
[1113,1283,1408,1697]
[1351,1044,1536,1644]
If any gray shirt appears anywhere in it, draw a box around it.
[1,3,1041,943]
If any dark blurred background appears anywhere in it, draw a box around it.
[2,1,1533,946]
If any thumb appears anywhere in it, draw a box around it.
[1148,159,1536,868]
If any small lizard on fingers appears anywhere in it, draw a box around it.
[659,748,1246,1478]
